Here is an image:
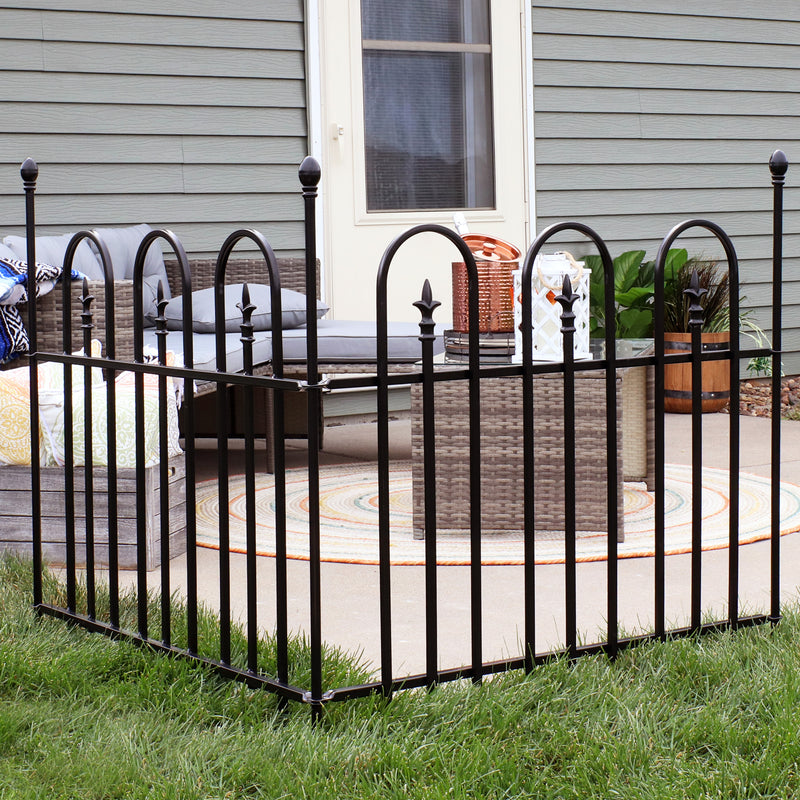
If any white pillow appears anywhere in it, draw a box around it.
[3,233,103,279]
[160,284,329,332]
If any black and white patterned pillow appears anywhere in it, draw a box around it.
[0,306,28,364]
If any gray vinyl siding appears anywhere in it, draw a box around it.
[532,1,800,373]
[0,2,308,259]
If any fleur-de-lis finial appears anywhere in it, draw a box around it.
[685,268,707,330]
[237,282,257,340]
[155,279,169,335]
[555,273,577,335]
[413,279,441,341]
[80,276,94,327]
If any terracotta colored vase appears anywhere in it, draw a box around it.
[663,331,731,413]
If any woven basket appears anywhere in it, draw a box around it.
[451,260,517,333]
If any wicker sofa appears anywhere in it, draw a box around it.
[0,226,441,567]
[7,228,439,455]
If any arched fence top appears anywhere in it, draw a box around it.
[60,230,116,356]
[374,224,480,373]
[128,228,192,365]
[653,218,740,341]
[519,220,617,364]
[213,228,284,374]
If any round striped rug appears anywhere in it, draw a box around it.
[194,463,800,565]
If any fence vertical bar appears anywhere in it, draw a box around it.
[769,150,787,625]
[239,284,259,673]
[299,157,324,720]
[269,279,288,693]
[176,257,196,654]
[375,297,393,697]
[602,251,619,658]
[214,285,232,665]
[728,244,741,630]
[414,281,441,687]
[653,245,668,639]
[687,270,705,631]
[467,264,482,684]
[375,241,397,697]
[157,249,198,653]
[96,240,120,630]
[521,266,536,672]
[556,276,578,658]
[132,271,148,639]
[155,284,171,645]
[61,241,77,612]
[81,281,96,618]
[273,371,289,692]
[22,159,43,607]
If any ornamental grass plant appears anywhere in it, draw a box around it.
[3,554,800,798]
[662,257,731,334]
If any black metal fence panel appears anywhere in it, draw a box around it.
[13,152,787,719]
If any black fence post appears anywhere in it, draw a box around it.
[21,158,43,608]
[299,156,325,721]
[769,150,788,626]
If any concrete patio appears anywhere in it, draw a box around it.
[118,412,800,679]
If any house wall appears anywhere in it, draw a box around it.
[0,1,308,259]
[531,1,800,372]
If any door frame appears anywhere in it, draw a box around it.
[304,0,536,315]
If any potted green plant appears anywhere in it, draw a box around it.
[584,248,687,340]
[584,248,740,413]
[660,256,731,413]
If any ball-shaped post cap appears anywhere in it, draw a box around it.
[299,155,321,188]
[770,149,788,178]
[20,157,38,183]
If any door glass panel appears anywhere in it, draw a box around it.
[361,0,495,212]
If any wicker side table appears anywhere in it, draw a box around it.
[411,373,625,541]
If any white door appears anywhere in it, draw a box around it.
[318,0,531,324]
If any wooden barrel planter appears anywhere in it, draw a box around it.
[663,331,730,413]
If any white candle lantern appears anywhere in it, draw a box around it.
[512,252,592,363]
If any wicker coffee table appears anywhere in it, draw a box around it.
[411,372,625,541]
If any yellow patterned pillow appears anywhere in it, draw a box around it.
[38,347,182,469]
[0,341,182,468]
[0,341,107,466]
[0,366,37,465]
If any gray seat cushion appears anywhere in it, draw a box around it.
[142,319,443,374]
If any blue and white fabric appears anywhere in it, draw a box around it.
[0,257,82,364]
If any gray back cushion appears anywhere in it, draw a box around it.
[160,284,329,332]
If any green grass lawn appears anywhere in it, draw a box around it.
[2,554,800,799]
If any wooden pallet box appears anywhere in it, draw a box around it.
[0,455,187,570]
